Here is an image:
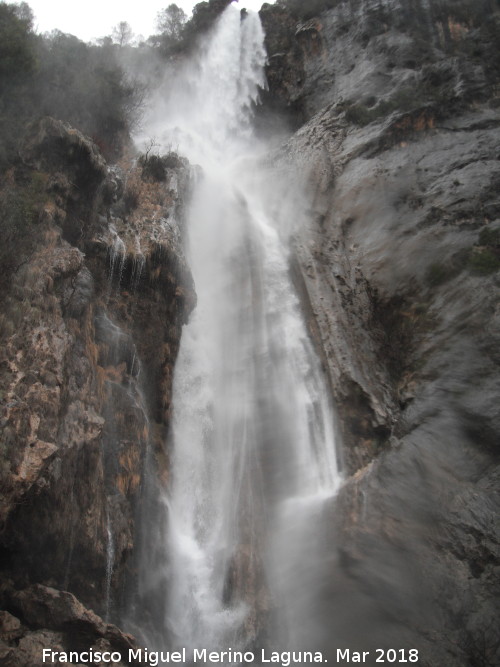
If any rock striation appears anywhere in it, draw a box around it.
[260,0,500,664]
[0,1,499,664]
[0,118,195,638]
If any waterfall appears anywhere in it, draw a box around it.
[137,6,341,655]
[105,506,116,622]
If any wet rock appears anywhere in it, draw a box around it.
[62,268,94,319]
[261,0,500,125]
[0,585,139,666]
[20,117,106,193]
[12,585,107,634]
[258,3,307,128]
[0,119,195,619]
[264,0,500,664]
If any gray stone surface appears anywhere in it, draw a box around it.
[262,0,500,664]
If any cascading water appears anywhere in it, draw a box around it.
[105,507,116,622]
[137,6,341,657]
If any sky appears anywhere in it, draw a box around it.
[26,0,272,43]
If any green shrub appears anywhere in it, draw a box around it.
[139,152,182,182]
[478,226,500,248]
[468,247,500,275]
[426,262,454,287]
[33,32,144,159]
[0,2,38,169]
[0,2,36,87]
[0,2,145,169]
[466,226,500,275]
[425,249,470,287]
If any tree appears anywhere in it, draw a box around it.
[0,1,38,170]
[112,21,133,47]
[155,4,187,41]
[0,1,36,85]
[30,29,144,159]
[12,1,34,27]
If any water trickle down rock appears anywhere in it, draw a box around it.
[0,117,196,643]
[260,1,500,664]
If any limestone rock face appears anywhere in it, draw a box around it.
[0,118,195,618]
[20,117,107,181]
[261,0,500,124]
[1,1,499,663]
[262,0,500,664]
[258,3,307,127]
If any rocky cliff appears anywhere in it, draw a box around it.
[0,118,195,665]
[260,0,499,665]
[0,1,499,665]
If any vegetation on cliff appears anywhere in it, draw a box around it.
[0,1,144,171]
[150,1,234,56]
[0,0,246,171]
[0,0,245,291]
[0,1,499,665]
[260,1,500,664]
[0,3,197,647]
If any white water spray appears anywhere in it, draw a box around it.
[139,7,341,654]
[105,506,115,622]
